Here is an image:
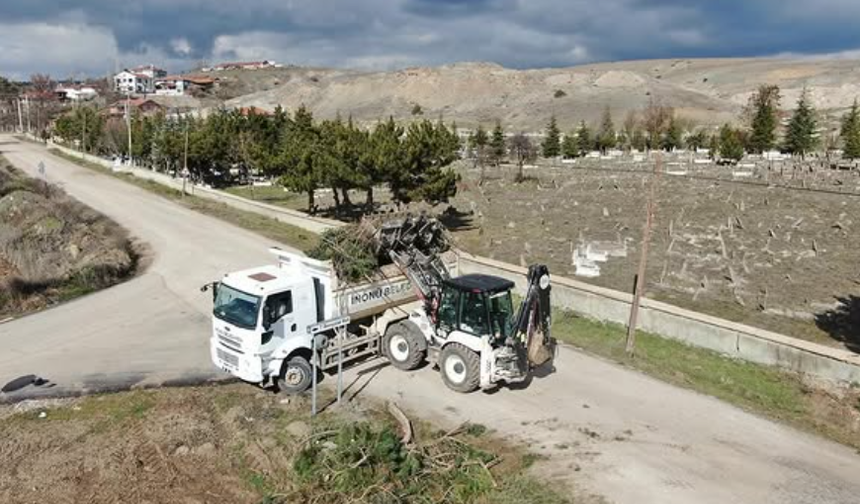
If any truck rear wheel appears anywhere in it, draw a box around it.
[383,322,426,371]
[439,343,480,393]
[277,356,313,395]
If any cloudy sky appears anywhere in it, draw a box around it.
[1,0,859,80]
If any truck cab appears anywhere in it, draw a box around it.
[209,262,321,385]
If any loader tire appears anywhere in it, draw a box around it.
[383,323,426,371]
[277,356,313,395]
[439,343,480,393]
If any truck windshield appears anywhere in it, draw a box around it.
[213,284,261,329]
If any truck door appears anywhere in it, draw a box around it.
[262,291,296,349]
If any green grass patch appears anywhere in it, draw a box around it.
[48,148,319,253]
[552,308,860,449]
[224,185,304,210]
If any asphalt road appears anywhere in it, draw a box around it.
[1,137,858,504]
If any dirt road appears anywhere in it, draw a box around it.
[1,137,858,503]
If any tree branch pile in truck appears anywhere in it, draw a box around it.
[204,213,556,394]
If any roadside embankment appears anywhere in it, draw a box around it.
[0,156,139,318]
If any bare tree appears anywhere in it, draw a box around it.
[508,132,536,182]
[643,98,673,150]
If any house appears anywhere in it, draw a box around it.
[55,86,98,102]
[130,64,167,79]
[153,75,217,96]
[114,71,154,94]
[204,60,277,72]
[154,75,188,96]
[106,98,164,118]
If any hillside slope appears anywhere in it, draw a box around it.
[226,58,860,130]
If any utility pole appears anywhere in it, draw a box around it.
[126,92,132,166]
[25,96,31,133]
[182,122,189,196]
[626,154,663,355]
[16,98,23,133]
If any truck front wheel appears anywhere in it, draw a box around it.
[439,343,480,393]
[277,356,313,395]
[383,323,426,371]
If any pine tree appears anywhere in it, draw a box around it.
[278,106,323,212]
[596,106,616,153]
[562,132,580,159]
[747,84,781,154]
[576,121,592,156]
[541,115,561,158]
[783,87,818,159]
[840,99,860,159]
[489,121,506,165]
[662,116,684,152]
[471,124,490,183]
[719,124,744,162]
[631,128,647,152]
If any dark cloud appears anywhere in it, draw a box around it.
[1,0,859,79]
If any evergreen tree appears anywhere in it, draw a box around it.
[541,115,561,158]
[489,120,506,166]
[596,106,616,153]
[783,87,818,158]
[401,119,460,204]
[841,99,860,159]
[746,84,781,154]
[277,105,323,212]
[662,115,684,151]
[562,132,580,159]
[369,117,405,207]
[470,124,490,183]
[576,121,592,156]
[719,124,744,162]
[631,128,647,152]
[686,130,707,151]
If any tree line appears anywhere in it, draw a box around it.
[53,106,461,213]
[519,87,860,164]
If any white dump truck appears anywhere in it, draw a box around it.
[206,216,556,394]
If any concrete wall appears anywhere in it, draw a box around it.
[43,139,860,386]
[458,252,860,386]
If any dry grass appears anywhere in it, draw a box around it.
[0,156,138,317]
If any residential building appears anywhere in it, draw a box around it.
[130,64,168,79]
[114,71,154,94]
[55,86,98,102]
[154,75,217,96]
[106,98,164,118]
[204,60,278,72]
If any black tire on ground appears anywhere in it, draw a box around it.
[383,322,426,371]
[277,356,313,395]
[439,343,480,393]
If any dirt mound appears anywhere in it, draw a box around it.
[225,57,860,130]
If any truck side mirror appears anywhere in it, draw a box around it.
[200,282,219,303]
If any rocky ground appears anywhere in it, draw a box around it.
[445,156,860,349]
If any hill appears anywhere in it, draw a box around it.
[224,58,860,130]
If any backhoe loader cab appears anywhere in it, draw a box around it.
[436,275,516,340]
